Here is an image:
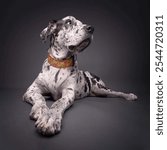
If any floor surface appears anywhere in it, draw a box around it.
[0,86,149,150]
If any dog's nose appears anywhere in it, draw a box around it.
[86,25,94,34]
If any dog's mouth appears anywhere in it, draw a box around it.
[68,38,91,53]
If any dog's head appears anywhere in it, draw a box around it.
[40,16,94,58]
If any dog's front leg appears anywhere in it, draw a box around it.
[35,88,75,135]
[23,81,49,120]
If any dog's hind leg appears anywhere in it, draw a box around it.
[91,84,137,100]
[85,72,137,101]
[23,81,49,120]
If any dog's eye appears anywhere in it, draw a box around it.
[66,19,72,25]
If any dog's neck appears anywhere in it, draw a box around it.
[48,45,73,59]
[48,54,75,68]
[47,44,78,68]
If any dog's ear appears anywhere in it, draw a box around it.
[40,20,57,42]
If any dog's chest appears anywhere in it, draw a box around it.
[39,64,72,92]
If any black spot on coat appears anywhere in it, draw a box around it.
[76,77,79,83]
[55,69,60,83]
[84,84,88,93]
[97,83,109,90]
[67,88,73,91]
[83,72,91,93]
[91,78,97,85]
[79,76,82,82]
[90,72,101,82]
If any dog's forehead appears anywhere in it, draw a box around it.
[62,16,82,24]
[62,16,76,21]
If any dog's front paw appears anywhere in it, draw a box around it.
[30,103,49,120]
[35,109,62,136]
[125,93,138,101]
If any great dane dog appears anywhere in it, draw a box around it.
[23,16,137,136]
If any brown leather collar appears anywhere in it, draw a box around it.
[48,54,74,68]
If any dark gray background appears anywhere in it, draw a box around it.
[0,0,149,150]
